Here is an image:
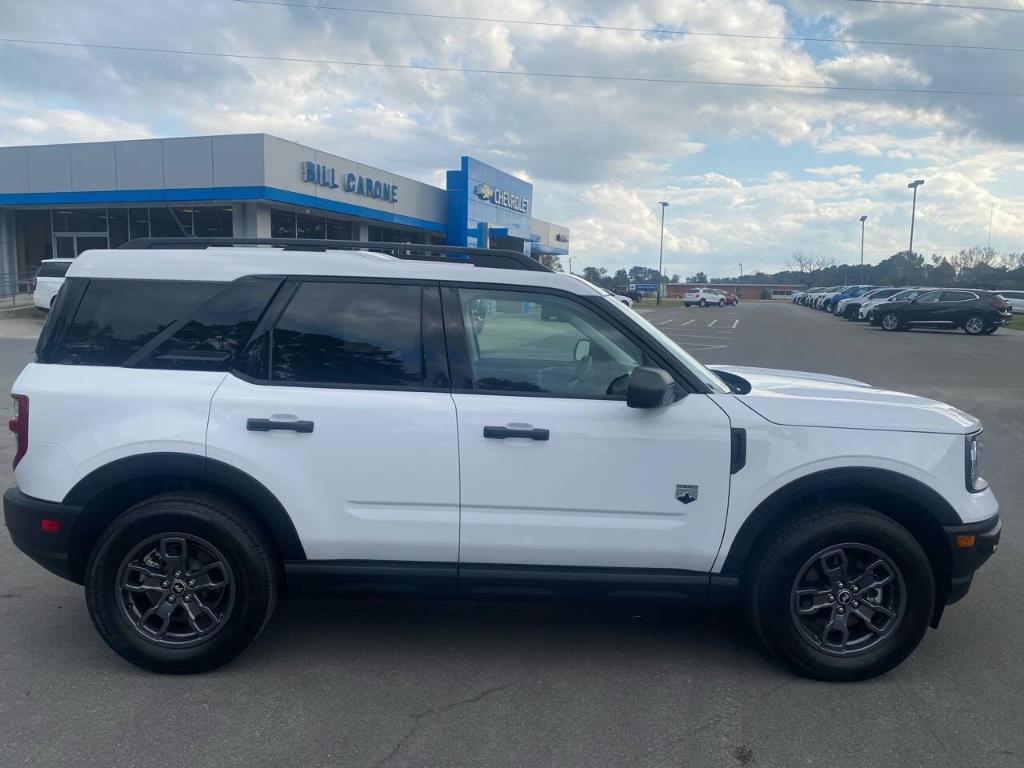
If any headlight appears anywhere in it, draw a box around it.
[966,432,987,492]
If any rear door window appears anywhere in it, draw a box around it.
[268,281,442,388]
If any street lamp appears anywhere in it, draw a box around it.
[859,215,867,284]
[907,179,924,255]
[657,202,669,306]
[738,262,743,281]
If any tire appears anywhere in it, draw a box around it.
[699,299,707,308]
[979,326,998,335]
[963,314,987,335]
[746,504,934,681]
[880,312,901,331]
[718,299,725,307]
[683,303,691,308]
[844,307,857,320]
[85,492,278,674]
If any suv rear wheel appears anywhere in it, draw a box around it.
[699,299,707,307]
[963,314,987,335]
[746,504,934,681]
[85,493,278,674]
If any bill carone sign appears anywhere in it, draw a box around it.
[473,182,529,215]
[301,161,399,204]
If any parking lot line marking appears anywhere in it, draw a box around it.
[657,319,674,326]
[680,319,695,326]
[707,319,718,327]
[731,319,739,329]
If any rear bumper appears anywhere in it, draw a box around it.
[3,486,82,582]
[944,514,1000,605]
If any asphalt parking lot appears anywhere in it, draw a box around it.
[1,304,1022,768]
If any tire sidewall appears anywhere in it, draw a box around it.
[86,499,274,673]
[755,511,934,680]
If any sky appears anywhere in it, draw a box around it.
[2,0,1023,279]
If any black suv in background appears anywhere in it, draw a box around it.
[871,289,1012,335]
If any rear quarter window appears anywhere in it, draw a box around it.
[53,279,221,366]
[36,261,72,278]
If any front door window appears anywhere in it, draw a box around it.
[457,289,644,398]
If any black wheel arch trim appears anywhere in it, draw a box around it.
[719,467,961,576]
[63,452,306,563]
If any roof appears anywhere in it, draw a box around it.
[66,247,599,295]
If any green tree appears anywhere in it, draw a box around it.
[687,271,708,283]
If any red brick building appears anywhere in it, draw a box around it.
[665,283,801,300]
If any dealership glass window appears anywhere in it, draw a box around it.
[150,207,184,237]
[271,208,296,238]
[14,211,53,286]
[193,207,233,238]
[130,208,150,240]
[171,208,194,236]
[325,219,354,240]
[296,213,325,239]
[52,208,107,233]
[108,208,129,248]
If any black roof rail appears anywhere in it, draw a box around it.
[117,237,551,272]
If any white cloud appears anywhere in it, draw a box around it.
[805,164,862,177]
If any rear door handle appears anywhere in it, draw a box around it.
[247,418,315,433]
[483,426,549,441]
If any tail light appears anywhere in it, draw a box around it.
[8,394,28,469]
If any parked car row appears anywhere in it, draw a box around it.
[792,284,1015,335]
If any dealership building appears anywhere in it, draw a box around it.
[0,133,569,291]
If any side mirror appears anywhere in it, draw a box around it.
[573,339,591,362]
[626,366,677,409]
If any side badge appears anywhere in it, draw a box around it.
[675,484,699,504]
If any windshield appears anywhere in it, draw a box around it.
[601,295,731,393]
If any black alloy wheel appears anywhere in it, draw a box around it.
[116,533,235,647]
[791,543,905,656]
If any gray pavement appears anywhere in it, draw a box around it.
[1,305,1021,768]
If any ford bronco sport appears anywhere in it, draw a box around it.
[4,239,1000,679]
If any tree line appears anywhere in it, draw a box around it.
[577,248,1024,291]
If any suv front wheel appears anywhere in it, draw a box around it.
[85,493,278,674]
[746,504,934,681]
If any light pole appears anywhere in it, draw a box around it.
[568,254,581,275]
[738,262,743,282]
[907,179,924,255]
[859,215,867,284]
[657,201,668,306]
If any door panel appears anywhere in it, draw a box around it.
[208,376,460,562]
[454,393,732,571]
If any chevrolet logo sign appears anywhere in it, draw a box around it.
[473,183,495,202]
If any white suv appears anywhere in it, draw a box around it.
[32,258,74,310]
[683,287,726,307]
[4,239,1000,680]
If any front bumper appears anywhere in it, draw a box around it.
[943,514,1001,605]
[3,486,82,582]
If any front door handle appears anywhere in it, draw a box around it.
[483,426,550,441]
[247,418,315,433]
